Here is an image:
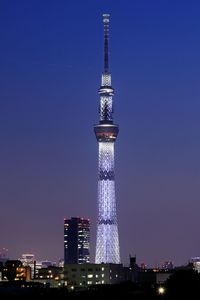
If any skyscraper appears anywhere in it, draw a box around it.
[64,217,90,264]
[94,14,120,264]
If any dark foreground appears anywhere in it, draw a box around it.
[1,269,200,299]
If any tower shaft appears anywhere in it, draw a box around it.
[94,14,120,264]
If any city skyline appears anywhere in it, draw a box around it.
[1,0,200,267]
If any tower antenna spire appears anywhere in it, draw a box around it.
[103,14,110,72]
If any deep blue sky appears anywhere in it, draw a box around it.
[1,0,200,267]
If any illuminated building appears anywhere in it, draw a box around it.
[64,263,125,289]
[161,261,174,271]
[20,253,35,279]
[3,260,23,281]
[94,14,120,264]
[64,217,90,264]
[20,253,35,266]
[190,257,200,273]
[16,266,31,281]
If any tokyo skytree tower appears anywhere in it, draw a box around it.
[94,14,120,264]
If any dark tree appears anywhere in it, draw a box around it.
[166,269,200,299]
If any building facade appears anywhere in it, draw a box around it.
[64,217,90,264]
[20,253,35,279]
[94,14,120,264]
[64,263,125,289]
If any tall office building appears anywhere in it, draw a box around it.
[94,14,120,264]
[20,253,35,278]
[64,217,90,264]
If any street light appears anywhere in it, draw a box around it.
[158,286,165,295]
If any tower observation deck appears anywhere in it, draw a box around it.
[94,14,120,264]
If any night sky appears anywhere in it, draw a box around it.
[1,0,200,267]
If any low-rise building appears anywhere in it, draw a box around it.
[64,263,126,289]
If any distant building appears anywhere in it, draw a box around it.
[20,253,35,266]
[140,262,147,270]
[58,258,64,267]
[20,253,35,279]
[3,260,23,281]
[137,268,172,285]
[36,265,63,288]
[64,263,126,289]
[190,257,200,273]
[40,260,56,268]
[64,217,90,264]
[161,261,174,271]
[128,255,140,282]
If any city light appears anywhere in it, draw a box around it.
[158,286,165,295]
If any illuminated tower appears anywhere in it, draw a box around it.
[94,14,120,264]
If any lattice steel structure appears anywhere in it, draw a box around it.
[94,14,120,264]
